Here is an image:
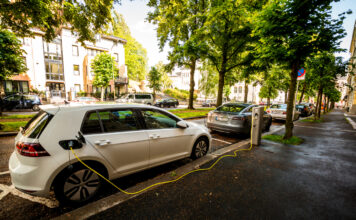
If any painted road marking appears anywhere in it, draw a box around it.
[295,125,356,133]
[0,184,58,208]
[0,170,10,176]
[212,138,232,145]
[344,117,356,129]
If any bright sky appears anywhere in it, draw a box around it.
[116,0,356,67]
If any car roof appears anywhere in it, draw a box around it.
[40,103,160,115]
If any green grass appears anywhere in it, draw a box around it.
[0,114,34,119]
[300,118,324,123]
[0,121,28,132]
[168,108,215,118]
[262,134,304,145]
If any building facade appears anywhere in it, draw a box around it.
[1,28,128,102]
[346,20,356,114]
[168,65,202,91]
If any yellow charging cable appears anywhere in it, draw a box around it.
[69,112,256,195]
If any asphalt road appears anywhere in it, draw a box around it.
[1,117,284,219]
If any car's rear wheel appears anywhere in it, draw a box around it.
[54,165,103,206]
[191,137,209,159]
[32,104,40,111]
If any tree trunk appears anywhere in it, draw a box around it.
[244,81,248,103]
[267,97,271,107]
[153,89,156,102]
[317,88,323,118]
[188,59,197,110]
[216,70,226,107]
[284,89,288,104]
[314,87,321,120]
[284,63,299,140]
[299,81,306,104]
[101,87,105,101]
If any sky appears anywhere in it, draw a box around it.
[116,0,356,67]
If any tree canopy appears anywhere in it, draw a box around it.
[0,0,119,44]
[147,66,162,100]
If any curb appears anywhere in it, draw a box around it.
[0,132,18,137]
[53,140,251,220]
[344,114,356,130]
[183,116,207,120]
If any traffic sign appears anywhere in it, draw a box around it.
[297,68,306,80]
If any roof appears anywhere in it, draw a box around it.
[350,20,356,55]
[101,35,127,45]
[40,103,160,115]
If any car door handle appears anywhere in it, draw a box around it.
[149,134,160,139]
[95,140,111,146]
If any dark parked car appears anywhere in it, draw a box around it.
[296,103,311,117]
[0,94,41,111]
[154,98,179,108]
[206,103,272,135]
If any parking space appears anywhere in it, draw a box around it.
[0,117,284,219]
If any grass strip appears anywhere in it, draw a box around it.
[0,114,34,119]
[262,134,304,145]
[300,118,323,123]
[168,108,214,118]
[0,121,28,132]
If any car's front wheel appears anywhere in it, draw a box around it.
[54,165,103,206]
[191,137,209,160]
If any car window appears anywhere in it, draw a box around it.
[144,95,151,99]
[142,110,177,129]
[23,111,53,138]
[270,104,287,109]
[24,95,36,101]
[82,112,102,134]
[128,94,134,99]
[99,109,139,133]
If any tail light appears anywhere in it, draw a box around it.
[304,107,307,111]
[283,112,287,115]
[266,110,270,113]
[232,116,245,121]
[16,142,50,157]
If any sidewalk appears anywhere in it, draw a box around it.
[89,109,356,219]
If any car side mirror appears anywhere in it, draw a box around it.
[177,120,188,128]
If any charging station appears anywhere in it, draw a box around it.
[251,106,264,146]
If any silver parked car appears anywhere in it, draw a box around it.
[115,94,154,105]
[206,103,272,135]
[266,104,300,121]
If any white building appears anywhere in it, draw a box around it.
[168,65,202,91]
[1,28,127,102]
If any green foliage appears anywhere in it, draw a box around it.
[0,121,28,132]
[0,114,34,119]
[148,67,162,97]
[0,0,118,44]
[156,61,172,89]
[0,29,27,81]
[262,134,304,145]
[199,61,218,98]
[258,65,289,102]
[91,53,118,100]
[107,11,148,81]
[164,88,197,100]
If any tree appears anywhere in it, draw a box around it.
[156,61,172,90]
[0,29,27,115]
[203,0,261,107]
[199,61,219,99]
[147,67,162,101]
[91,53,118,101]
[253,0,348,139]
[0,0,119,44]
[106,11,148,81]
[148,0,208,109]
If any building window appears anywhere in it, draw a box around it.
[74,84,81,92]
[234,87,237,93]
[43,38,64,81]
[114,53,119,62]
[73,65,80,75]
[238,86,243,93]
[3,80,29,94]
[72,45,79,56]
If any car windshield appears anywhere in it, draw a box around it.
[296,105,305,108]
[216,104,245,113]
[270,104,287,109]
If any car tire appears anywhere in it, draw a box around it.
[265,119,272,132]
[190,137,209,160]
[54,164,103,206]
[32,104,40,111]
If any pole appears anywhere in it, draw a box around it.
[112,56,116,100]
[293,80,299,119]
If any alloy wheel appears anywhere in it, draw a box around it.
[63,169,100,202]
[195,140,208,158]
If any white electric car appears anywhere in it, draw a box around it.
[9,104,211,205]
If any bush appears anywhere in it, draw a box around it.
[164,88,197,100]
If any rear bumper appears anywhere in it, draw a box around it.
[9,152,54,197]
[207,122,248,133]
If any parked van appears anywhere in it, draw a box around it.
[115,93,154,105]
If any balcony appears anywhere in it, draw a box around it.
[115,77,128,84]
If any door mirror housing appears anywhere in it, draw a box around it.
[177,120,188,128]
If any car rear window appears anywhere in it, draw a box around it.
[81,112,102,134]
[23,111,53,139]
[216,105,245,113]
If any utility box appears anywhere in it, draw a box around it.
[251,106,264,146]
